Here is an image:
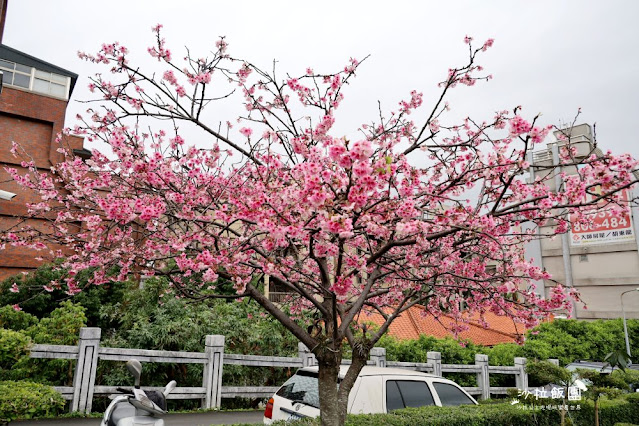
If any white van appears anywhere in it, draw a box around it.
[263,366,477,423]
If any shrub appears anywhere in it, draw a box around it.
[24,301,87,346]
[274,403,561,425]
[0,381,65,424]
[0,329,31,380]
[624,392,639,404]
[572,398,639,426]
[612,370,639,392]
[0,306,38,331]
[11,302,87,386]
[271,398,639,426]
[379,334,480,386]
[525,360,571,388]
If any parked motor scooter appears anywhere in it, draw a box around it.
[101,359,176,426]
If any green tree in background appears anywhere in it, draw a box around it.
[9,302,87,385]
[0,263,126,329]
[523,319,636,365]
[97,277,300,408]
[2,263,638,412]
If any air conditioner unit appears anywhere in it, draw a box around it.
[0,190,17,200]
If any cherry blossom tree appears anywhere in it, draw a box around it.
[4,27,638,425]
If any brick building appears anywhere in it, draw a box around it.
[0,10,89,280]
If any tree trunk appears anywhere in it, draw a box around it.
[316,349,369,426]
[594,398,599,426]
[559,391,568,426]
[318,357,342,426]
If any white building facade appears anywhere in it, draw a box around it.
[527,124,639,319]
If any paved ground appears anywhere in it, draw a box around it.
[11,410,264,425]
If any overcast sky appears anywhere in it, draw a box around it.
[4,0,639,159]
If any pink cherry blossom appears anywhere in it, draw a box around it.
[5,29,639,425]
[163,70,178,85]
[510,115,532,136]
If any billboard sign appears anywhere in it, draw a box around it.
[569,188,634,246]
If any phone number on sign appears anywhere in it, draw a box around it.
[571,210,631,233]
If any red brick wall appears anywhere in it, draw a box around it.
[0,216,52,280]
[0,166,42,217]
[0,85,83,281]
[66,134,85,152]
[0,114,53,168]
[0,86,67,126]
[0,86,68,166]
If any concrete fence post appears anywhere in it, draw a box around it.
[514,357,528,390]
[202,335,225,409]
[370,347,386,367]
[548,358,560,366]
[298,342,317,367]
[427,351,442,376]
[475,354,490,400]
[71,327,101,413]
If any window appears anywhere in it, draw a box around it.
[33,69,68,98]
[432,382,475,406]
[386,380,434,411]
[385,381,404,411]
[0,59,70,99]
[276,370,320,408]
[0,59,31,89]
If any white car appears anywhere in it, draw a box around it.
[263,366,477,424]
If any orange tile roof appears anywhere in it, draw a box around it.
[359,305,535,346]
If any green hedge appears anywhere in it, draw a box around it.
[573,397,639,426]
[274,397,639,426]
[0,381,65,424]
[343,404,559,426]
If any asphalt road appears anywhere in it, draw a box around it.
[10,410,264,425]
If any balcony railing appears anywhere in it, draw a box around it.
[268,291,295,304]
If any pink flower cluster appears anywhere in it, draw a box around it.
[399,90,423,114]
[6,28,638,347]
[147,25,172,62]
[509,115,532,136]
